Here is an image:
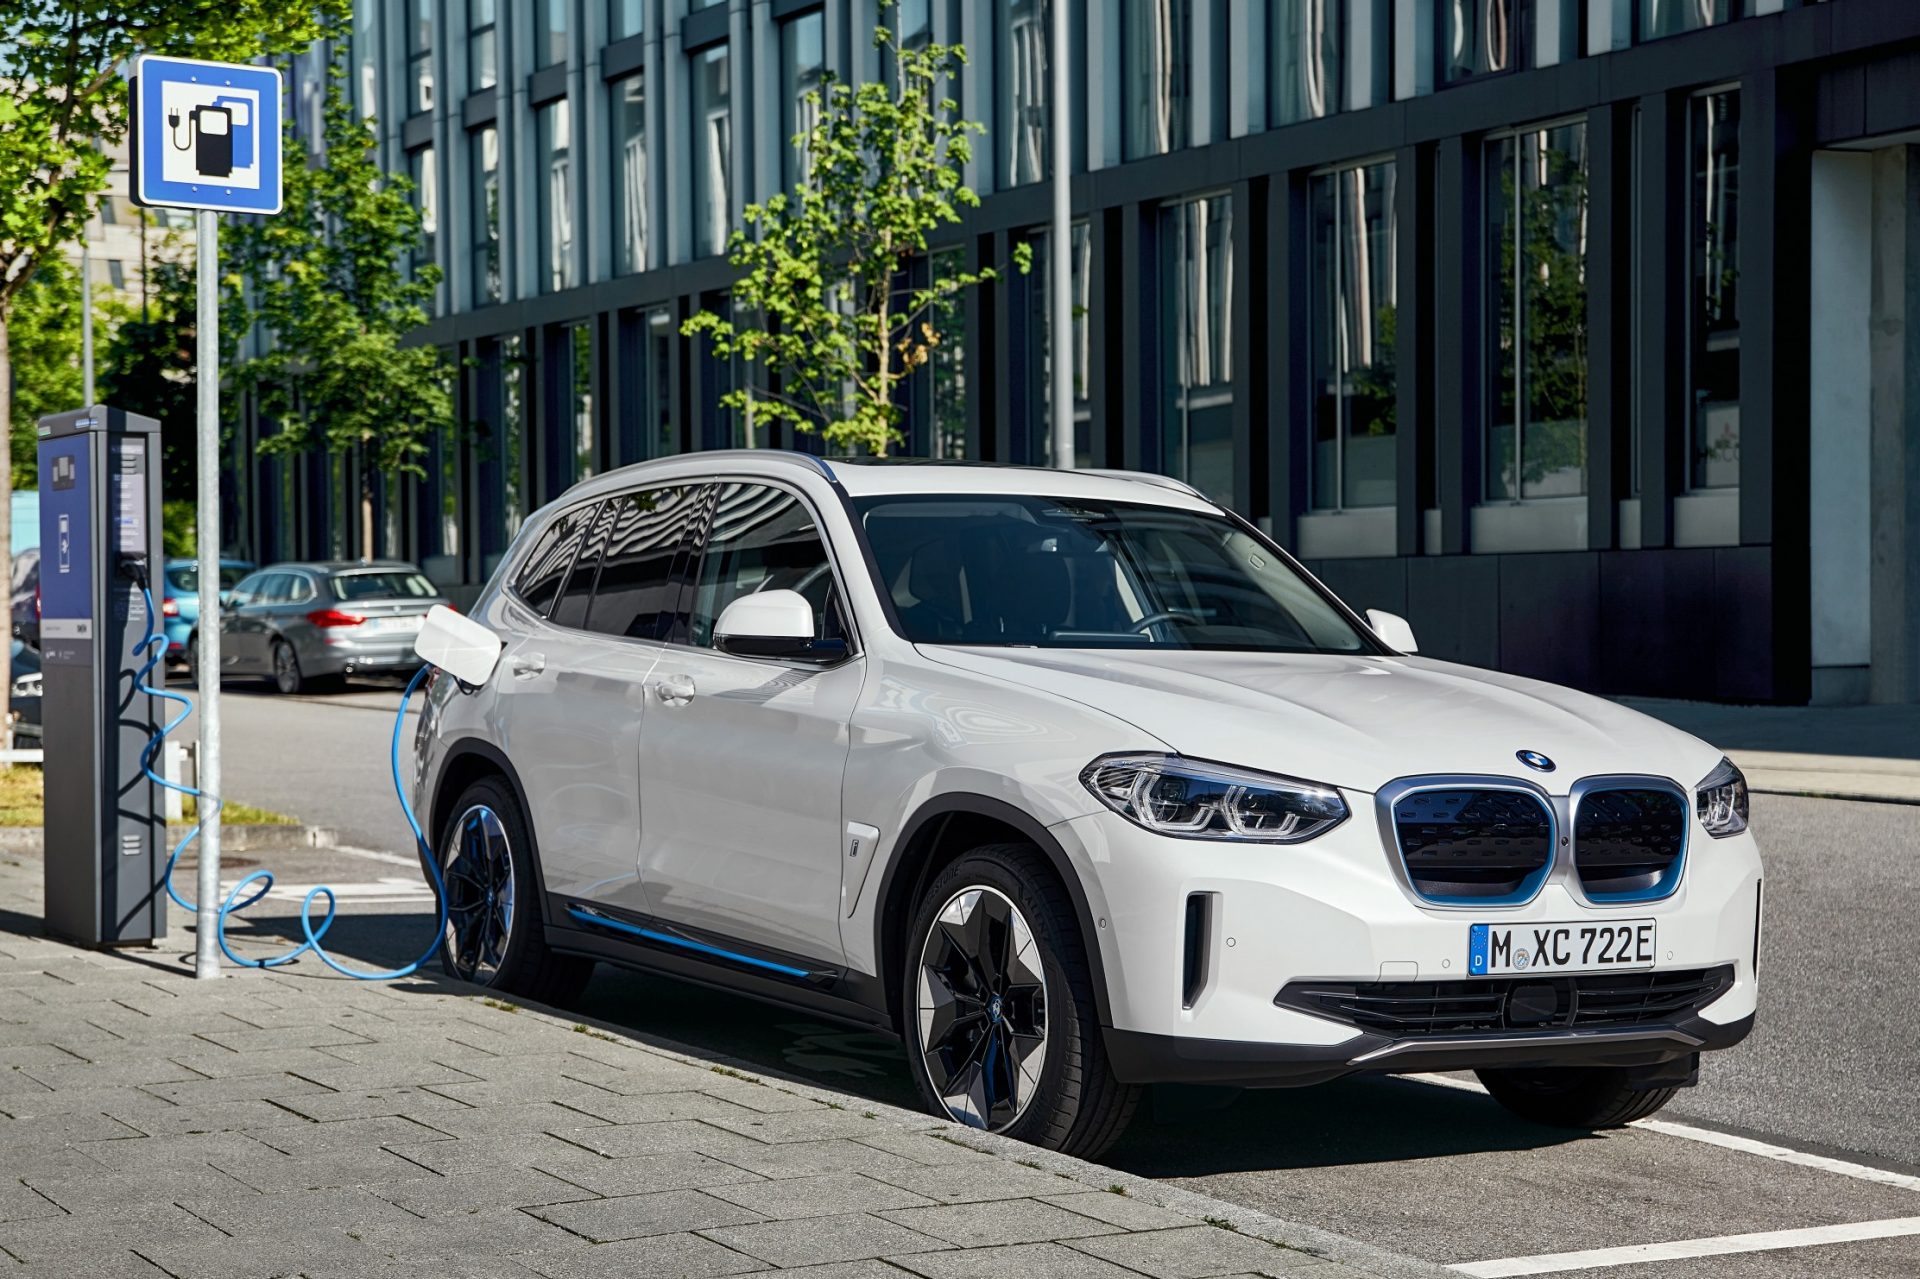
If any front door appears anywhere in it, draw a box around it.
[637,481,862,965]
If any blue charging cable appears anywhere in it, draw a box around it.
[134,584,448,979]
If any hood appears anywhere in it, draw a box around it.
[916,646,1724,796]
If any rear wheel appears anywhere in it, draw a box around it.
[271,640,305,695]
[185,634,203,689]
[1476,1066,1679,1128]
[901,843,1140,1158]
[437,776,594,1004]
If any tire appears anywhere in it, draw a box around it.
[271,639,306,695]
[1476,1066,1679,1128]
[185,635,203,690]
[901,843,1140,1159]
[436,775,594,1004]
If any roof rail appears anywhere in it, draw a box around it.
[1078,469,1209,501]
[638,448,839,484]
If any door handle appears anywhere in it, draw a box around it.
[651,674,695,705]
[511,652,546,679]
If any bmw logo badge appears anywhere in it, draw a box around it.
[1517,750,1556,773]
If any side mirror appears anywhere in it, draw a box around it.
[714,589,846,663]
[415,604,503,686]
[1365,608,1419,654]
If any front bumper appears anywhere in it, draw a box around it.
[1052,801,1763,1087]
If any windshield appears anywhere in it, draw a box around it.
[168,564,252,593]
[855,495,1377,653]
[330,571,439,601]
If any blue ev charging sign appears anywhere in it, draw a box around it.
[131,56,283,215]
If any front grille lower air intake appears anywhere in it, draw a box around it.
[1573,785,1687,901]
[1392,787,1553,904]
[1276,966,1735,1037]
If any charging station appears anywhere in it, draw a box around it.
[37,405,166,948]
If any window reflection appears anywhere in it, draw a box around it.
[469,125,500,304]
[931,248,970,459]
[1161,195,1235,503]
[1445,0,1516,83]
[535,0,569,68]
[1486,121,1588,501]
[1310,161,1397,511]
[409,146,438,313]
[781,12,826,191]
[693,45,733,258]
[1642,0,1738,40]
[409,0,434,113]
[1125,0,1190,159]
[1272,0,1340,127]
[997,0,1049,187]
[470,0,497,91]
[1690,91,1740,489]
[538,100,575,293]
[610,0,644,41]
[613,74,648,275]
[1029,223,1093,467]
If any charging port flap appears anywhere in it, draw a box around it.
[415,605,503,686]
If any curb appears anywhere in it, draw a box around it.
[488,985,1455,1279]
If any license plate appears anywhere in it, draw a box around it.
[364,616,422,634]
[1468,920,1656,976]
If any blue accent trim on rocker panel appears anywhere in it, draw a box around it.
[564,905,812,978]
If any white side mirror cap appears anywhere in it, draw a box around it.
[1365,608,1419,654]
[415,604,503,686]
[715,588,816,643]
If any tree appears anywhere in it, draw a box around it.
[224,54,452,554]
[5,257,103,489]
[101,250,198,503]
[0,0,344,746]
[683,8,1025,457]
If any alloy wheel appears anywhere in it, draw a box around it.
[915,885,1049,1130]
[273,642,300,694]
[442,804,516,984]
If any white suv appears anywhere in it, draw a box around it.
[413,453,1761,1157]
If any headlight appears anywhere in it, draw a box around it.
[1695,757,1749,838]
[1081,754,1348,843]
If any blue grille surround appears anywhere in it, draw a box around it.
[1389,784,1557,907]
[1569,779,1690,904]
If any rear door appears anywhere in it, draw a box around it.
[635,481,863,965]
[223,571,287,672]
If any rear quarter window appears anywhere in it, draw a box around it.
[512,503,598,616]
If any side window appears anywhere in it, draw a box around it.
[230,572,270,604]
[552,503,614,630]
[512,501,598,617]
[284,574,316,605]
[258,573,295,604]
[687,483,842,649]
[584,485,703,641]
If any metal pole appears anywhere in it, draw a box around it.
[81,250,95,405]
[194,209,222,980]
[1048,0,1073,470]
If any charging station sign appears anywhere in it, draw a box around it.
[131,56,283,216]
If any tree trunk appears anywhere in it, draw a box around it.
[0,315,15,755]
[360,462,374,560]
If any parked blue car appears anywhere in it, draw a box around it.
[161,559,255,663]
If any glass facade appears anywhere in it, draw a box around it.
[692,45,733,259]
[1028,222,1093,468]
[1160,194,1235,503]
[1642,0,1739,39]
[1272,0,1341,126]
[1485,120,1589,502]
[409,0,435,114]
[470,125,501,305]
[781,12,826,192]
[538,99,576,293]
[1310,160,1397,511]
[1444,0,1518,83]
[1125,0,1192,160]
[997,0,1050,187]
[469,0,497,91]
[610,0,644,41]
[535,0,570,68]
[613,73,649,275]
[410,145,439,312]
[1690,90,1740,490]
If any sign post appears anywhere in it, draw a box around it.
[130,55,283,980]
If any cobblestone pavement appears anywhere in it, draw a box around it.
[0,852,1444,1279]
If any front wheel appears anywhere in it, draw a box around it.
[1476,1065,1679,1128]
[901,843,1140,1158]
[437,776,594,1004]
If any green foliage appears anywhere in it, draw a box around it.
[1493,150,1589,493]
[4,258,87,488]
[684,8,1026,457]
[101,250,199,501]
[225,54,452,487]
[161,499,196,558]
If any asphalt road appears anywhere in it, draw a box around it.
[190,679,1920,1276]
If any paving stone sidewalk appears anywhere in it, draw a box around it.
[0,851,1445,1279]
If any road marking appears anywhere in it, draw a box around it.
[1448,1216,1920,1276]
[1401,1072,1920,1195]
[262,877,436,906]
[332,845,428,870]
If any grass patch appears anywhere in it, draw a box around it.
[480,997,519,1013]
[0,766,296,827]
[571,1023,619,1043]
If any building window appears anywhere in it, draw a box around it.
[1485,120,1589,502]
[780,12,826,192]
[898,0,932,52]
[1641,0,1740,40]
[1310,160,1397,511]
[538,99,576,292]
[692,44,732,259]
[409,146,439,309]
[107,260,125,290]
[1124,0,1190,159]
[1028,222,1092,467]
[610,0,644,41]
[470,0,498,91]
[1690,90,1740,489]
[408,0,434,114]
[1272,0,1340,127]
[354,0,380,118]
[996,0,1049,187]
[1160,194,1235,503]
[470,125,501,304]
[559,322,595,491]
[1445,0,1517,83]
[618,306,677,462]
[612,74,648,275]
[535,0,569,68]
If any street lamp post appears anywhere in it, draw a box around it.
[1049,0,1073,471]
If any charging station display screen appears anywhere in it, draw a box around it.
[111,438,148,554]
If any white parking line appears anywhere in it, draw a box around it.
[332,845,429,870]
[1447,1217,1920,1277]
[1401,1072,1920,1195]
